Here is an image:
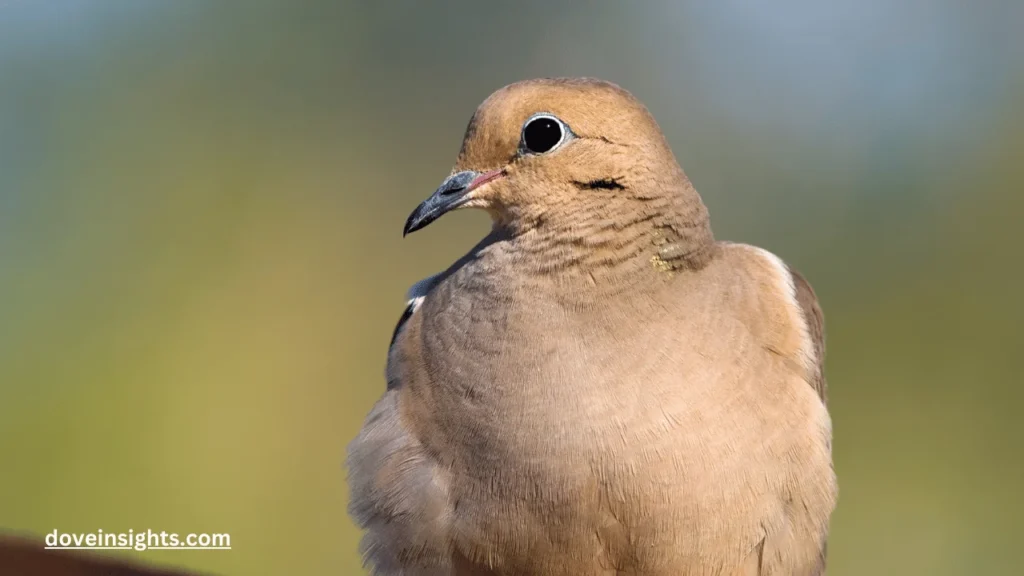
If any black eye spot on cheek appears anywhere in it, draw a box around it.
[572,178,626,190]
[522,116,564,154]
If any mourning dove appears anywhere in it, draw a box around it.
[347,78,836,576]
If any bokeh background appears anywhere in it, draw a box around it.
[1,1,1022,574]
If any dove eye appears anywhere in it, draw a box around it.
[520,114,568,155]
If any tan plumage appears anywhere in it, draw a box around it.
[347,78,836,576]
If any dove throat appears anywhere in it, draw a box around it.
[487,179,717,300]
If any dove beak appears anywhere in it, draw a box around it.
[403,169,505,236]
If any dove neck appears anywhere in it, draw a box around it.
[495,186,716,293]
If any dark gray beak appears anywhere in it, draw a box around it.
[403,170,503,236]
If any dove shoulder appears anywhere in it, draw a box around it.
[713,242,827,404]
[789,267,827,402]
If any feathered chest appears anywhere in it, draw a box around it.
[386,272,762,466]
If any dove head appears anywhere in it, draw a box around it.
[404,78,715,271]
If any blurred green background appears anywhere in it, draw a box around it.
[1,1,1022,575]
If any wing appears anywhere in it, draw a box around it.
[387,301,418,351]
[734,244,828,404]
[351,272,458,574]
[725,245,835,575]
[788,268,827,404]
[785,266,831,574]
[386,273,443,389]
[348,392,452,574]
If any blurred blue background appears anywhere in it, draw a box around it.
[1,1,1022,574]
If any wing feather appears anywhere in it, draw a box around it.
[789,268,827,403]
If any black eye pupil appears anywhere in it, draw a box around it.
[523,117,563,154]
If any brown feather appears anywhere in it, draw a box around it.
[789,269,828,403]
